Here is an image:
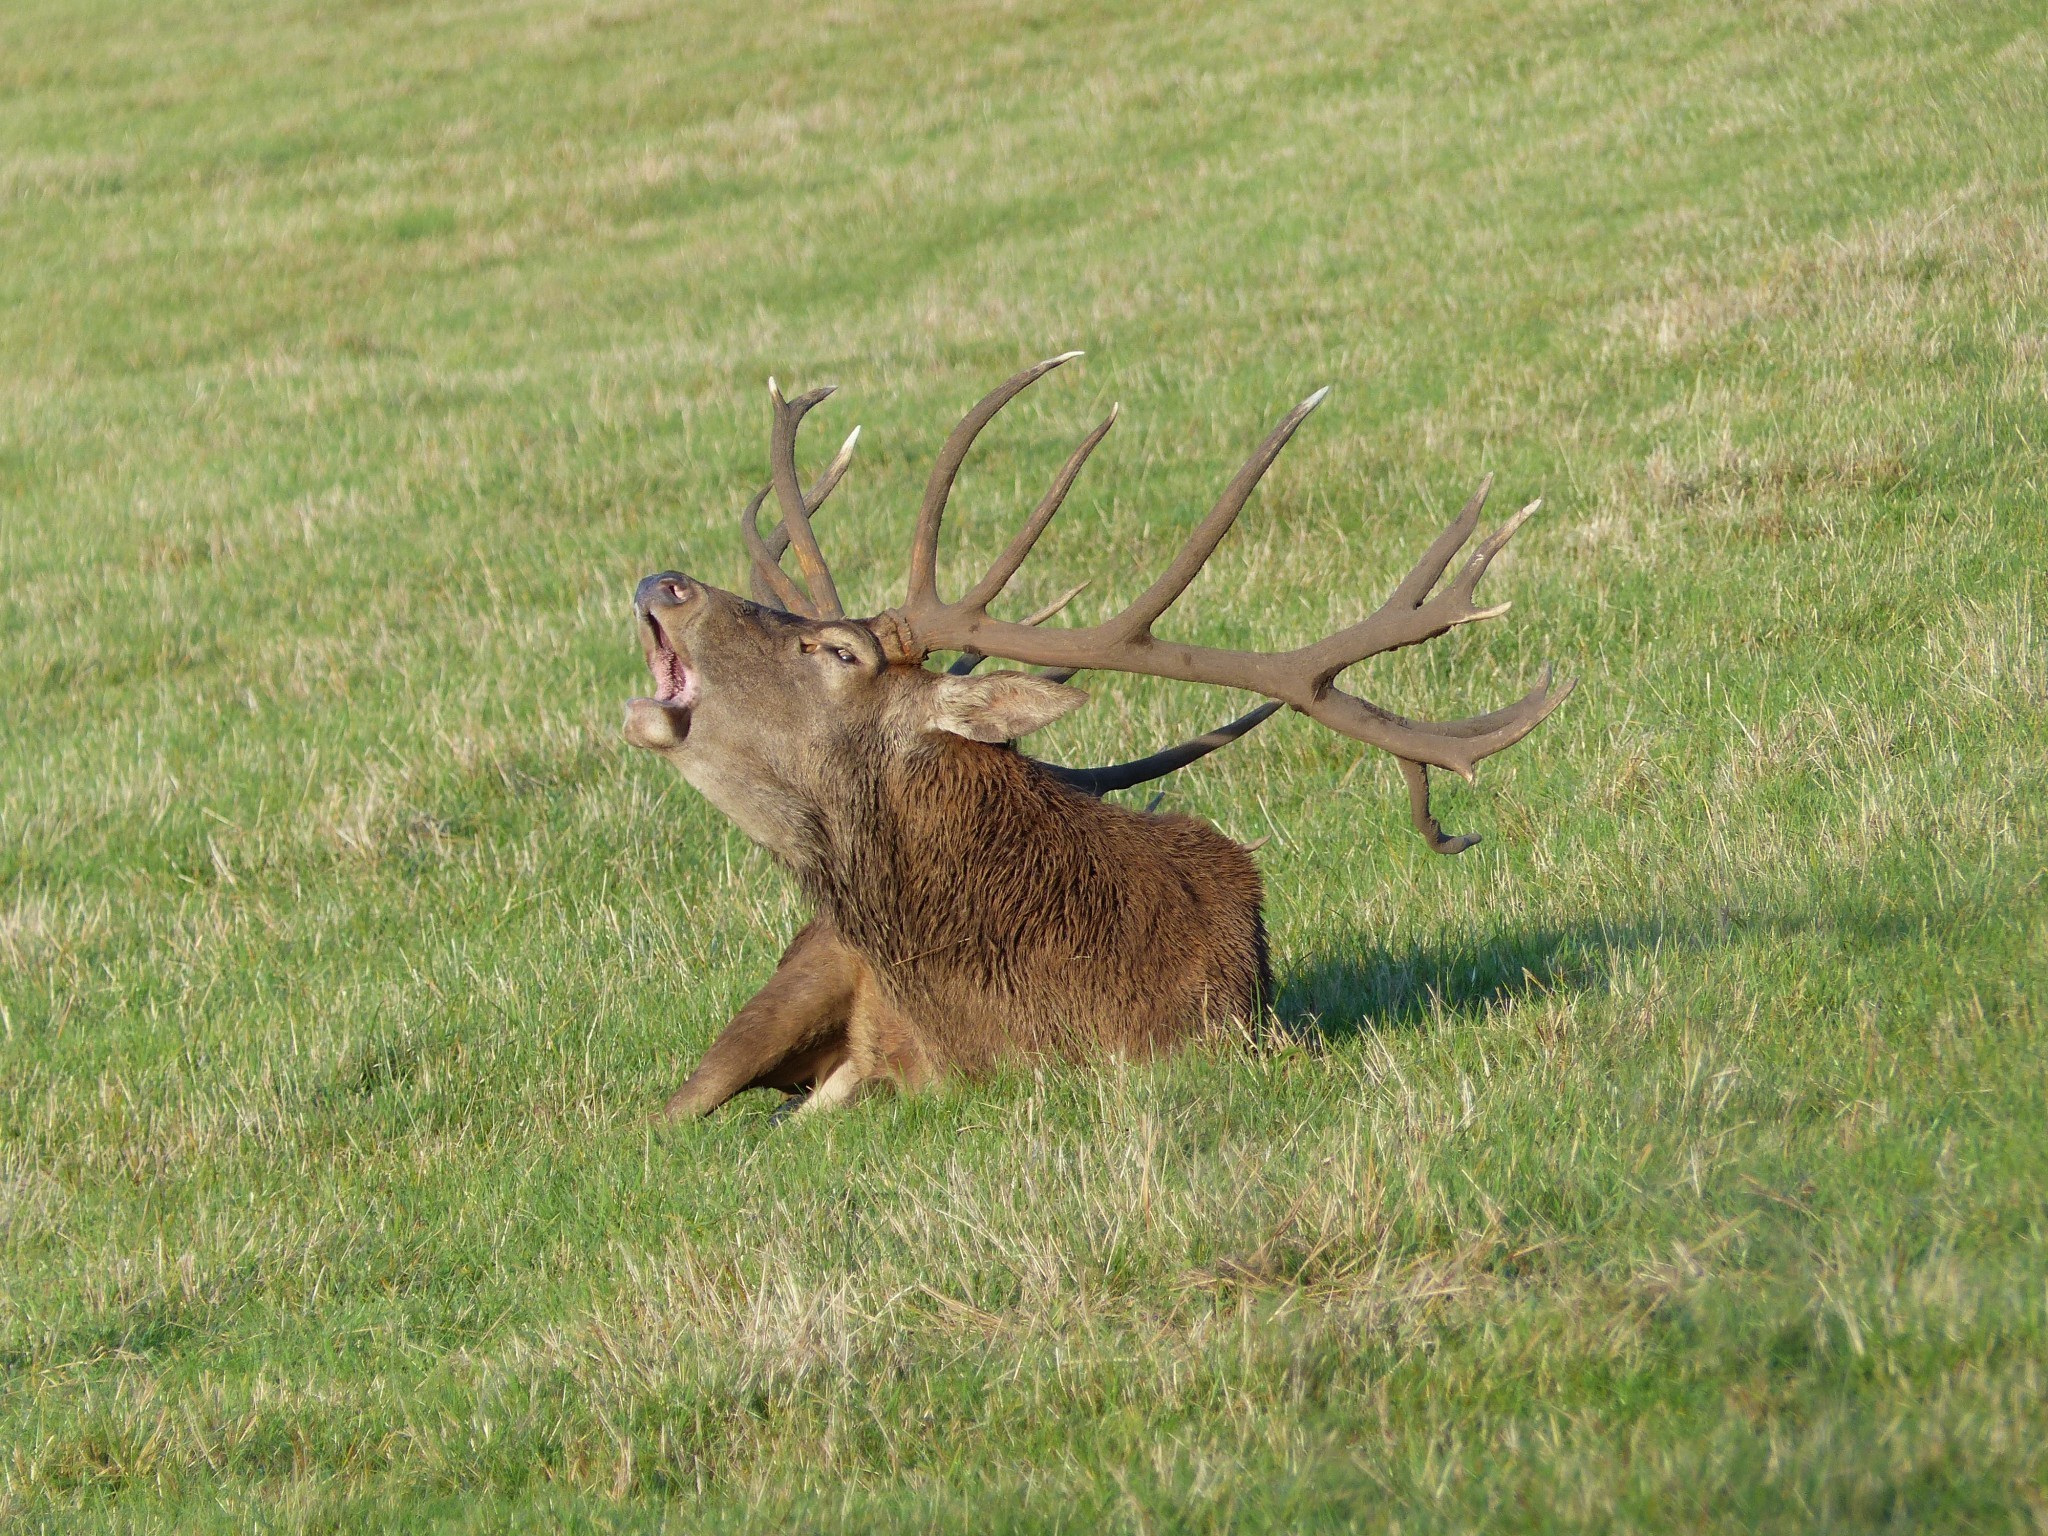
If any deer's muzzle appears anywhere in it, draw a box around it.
[626,572,704,750]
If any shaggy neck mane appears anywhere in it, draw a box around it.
[795,735,1083,991]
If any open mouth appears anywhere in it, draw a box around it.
[643,614,701,711]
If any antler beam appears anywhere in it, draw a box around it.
[727,355,1569,847]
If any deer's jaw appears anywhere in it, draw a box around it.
[627,689,822,866]
[622,696,690,751]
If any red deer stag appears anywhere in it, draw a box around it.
[625,355,1569,1117]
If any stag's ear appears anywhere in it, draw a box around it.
[926,672,1089,742]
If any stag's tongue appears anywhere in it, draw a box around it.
[650,646,700,711]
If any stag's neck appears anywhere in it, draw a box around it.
[796,737,1068,979]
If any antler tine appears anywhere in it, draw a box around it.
[762,427,861,564]
[1442,496,1542,613]
[1392,667,1570,852]
[1386,474,1491,613]
[907,351,1084,606]
[1300,489,1543,682]
[1107,386,1329,641]
[1020,581,1090,629]
[739,426,863,614]
[1306,669,1574,782]
[1422,663,1570,738]
[1401,760,1480,855]
[958,405,1117,615]
[1037,701,1283,797]
[768,378,845,618]
[741,484,815,614]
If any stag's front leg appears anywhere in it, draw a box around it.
[660,918,857,1119]
[790,966,937,1117]
[789,1057,871,1117]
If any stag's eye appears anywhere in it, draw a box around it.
[799,639,861,667]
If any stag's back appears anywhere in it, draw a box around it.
[806,736,1269,1071]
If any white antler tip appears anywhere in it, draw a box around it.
[1045,350,1085,366]
[1523,498,1543,515]
[1108,401,1121,421]
[1302,385,1332,410]
[767,376,778,395]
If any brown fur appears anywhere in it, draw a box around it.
[628,574,1268,1117]
[815,734,1268,1074]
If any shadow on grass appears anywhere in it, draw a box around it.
[1277,888,1933,1048]
[1276,897,1914,1042]
[1276,919,1619,1041]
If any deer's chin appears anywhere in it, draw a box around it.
[624,697,693,751]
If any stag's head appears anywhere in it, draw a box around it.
[626,355,1572,859]
[625,564,1085,861]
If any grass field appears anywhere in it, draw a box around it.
[3,0,2045,1528]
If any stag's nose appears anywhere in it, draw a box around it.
[634,571,699,614]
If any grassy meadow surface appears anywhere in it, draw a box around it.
[3,0,2045,1527]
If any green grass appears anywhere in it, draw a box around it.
[3,0,2045,1528]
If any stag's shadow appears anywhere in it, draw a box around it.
[1276,921,1600,1043]
[1277,888,1933,1048]
[1273,900,1862,1043]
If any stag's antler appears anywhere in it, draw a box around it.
[873,354,1573,853]
[737,380,862,618]
[737,375,1275,793]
